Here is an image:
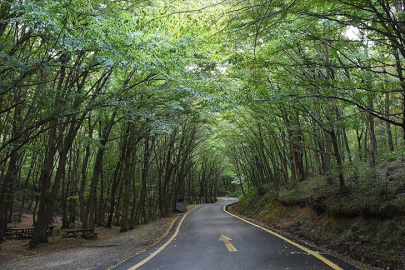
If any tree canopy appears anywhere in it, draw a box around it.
[1,0,405,247]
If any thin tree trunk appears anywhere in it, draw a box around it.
[331,130,347,192]
[120,124,136,232]
[0,151,20,238]
[79,118,93,227]
[386,92,395,151]
[106,152,124,228]
[84,109,117,229]
[342,127,352,163]
[138,136,151,224]
[366,100,377,168]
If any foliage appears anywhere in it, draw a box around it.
[0,0,229,245]
[1,1,405,264]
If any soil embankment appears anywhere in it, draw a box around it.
[228,184,405,270]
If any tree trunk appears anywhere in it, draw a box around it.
[79,118,93,227]
[84,109,117,229]
[106,151,124,228]
[0,92,22,239]
[31,118,83,247]
[0,151,20,239]
[385,92,395,151]
[138,136,151,224]
[321,130,332,177]
[30,119,58,246]
[331,130,347,192]
[366,100,377,168]
[342,127,352,163]
[120,124,137,232]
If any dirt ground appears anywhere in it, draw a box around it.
[0,212,181,266]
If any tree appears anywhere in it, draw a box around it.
[0,0,226,245]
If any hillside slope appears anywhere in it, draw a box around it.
[229,171,405,269]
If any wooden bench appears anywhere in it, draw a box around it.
[61,228,97,238]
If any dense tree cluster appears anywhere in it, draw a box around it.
[0,0,222,247]
[1,0,405,249]
[223,0,405,194]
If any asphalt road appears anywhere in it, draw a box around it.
[115,198,356,270]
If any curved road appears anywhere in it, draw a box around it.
[115,198,355,270]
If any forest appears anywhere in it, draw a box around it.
[1,0,405,262]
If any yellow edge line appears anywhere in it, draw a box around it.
[128,206,200,270]
[223,204,343,270]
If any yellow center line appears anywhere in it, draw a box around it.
[223,204,344,270]
[128,206,200,270]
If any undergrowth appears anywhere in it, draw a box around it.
[232,159,405,269]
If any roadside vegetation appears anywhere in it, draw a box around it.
[230,158,405,269]
[1,1,405,269]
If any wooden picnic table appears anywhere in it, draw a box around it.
[6,225,59,238]
[4,226,95,239]
[60,228,97,238]
[7,227,35,238]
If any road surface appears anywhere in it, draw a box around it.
[115,197,355,270]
